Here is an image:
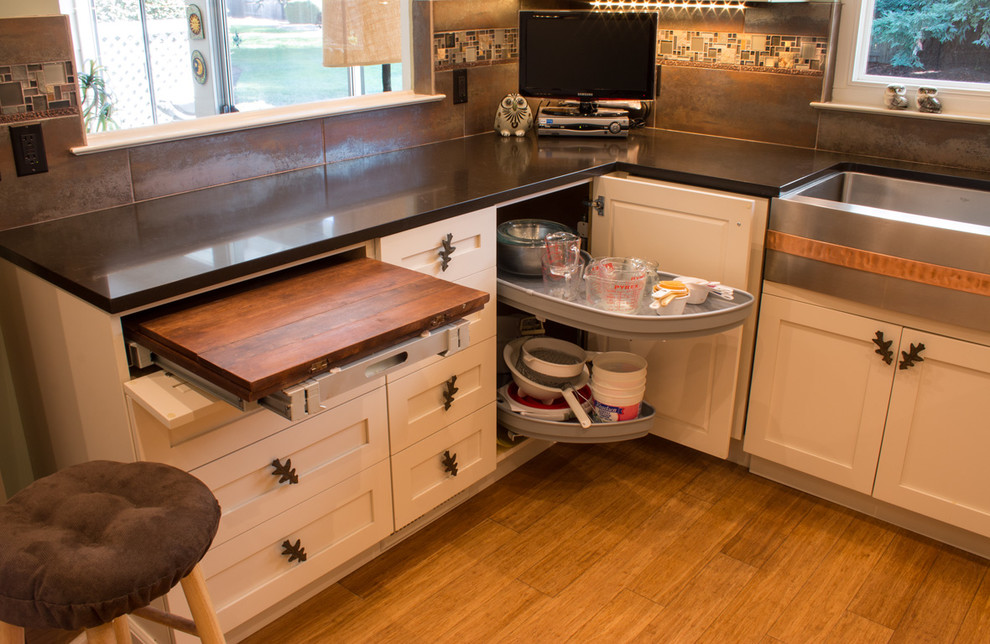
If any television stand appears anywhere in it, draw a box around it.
[536,102,630,138]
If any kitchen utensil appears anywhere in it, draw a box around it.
[673,276,735,302]
[583,257,652,312]
[499,382,593,421]
[544,231,581,266]
[673,276,712,304]
[504,338,592,428]
[496,219,575,275]
[650,280,689,315]
[541,250,586,301]
[519,336,588,379]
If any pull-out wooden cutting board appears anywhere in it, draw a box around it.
[123,256,490,401]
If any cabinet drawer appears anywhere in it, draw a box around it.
[386,336,496,453]
[391,403,496,529]
[384,267,496,380]
[180,460,393,632]
[191,386,389,546]
[378,208,496,282]
[127,373,383,472]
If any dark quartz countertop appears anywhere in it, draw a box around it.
[2,128,987,314]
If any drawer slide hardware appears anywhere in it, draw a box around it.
[128,319,471,423]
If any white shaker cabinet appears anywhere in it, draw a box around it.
[746,290,990,542]
[378,208,498,529]
[590,173,768,457]
[874,329,990,538]
[743,294,899,493]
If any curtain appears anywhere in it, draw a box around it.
[322,0,402,67]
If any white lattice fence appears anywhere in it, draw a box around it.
[97,18,196,128]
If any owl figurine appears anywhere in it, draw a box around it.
[494,94,534,137]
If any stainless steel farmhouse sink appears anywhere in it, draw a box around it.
[782,169,990,229]
[764,166,990,331]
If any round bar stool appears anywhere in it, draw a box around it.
[0,460,225,644]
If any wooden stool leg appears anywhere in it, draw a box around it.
[0,621,24,644]
[179,564,225,644]
[85,622,117,644]
[112,616,132,644]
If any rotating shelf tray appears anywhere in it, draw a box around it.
[497,399,656,443]
[497,270,754,341]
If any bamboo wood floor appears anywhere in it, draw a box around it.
[241,436,990,643]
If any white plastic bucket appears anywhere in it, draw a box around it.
[591,351,647,388]
[590,382,644,422]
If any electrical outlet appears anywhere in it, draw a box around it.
[453,68,468,104]
[10,123,48,177]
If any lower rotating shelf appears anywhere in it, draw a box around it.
[497,399,656,443]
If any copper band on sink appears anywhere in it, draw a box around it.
[766,231,990,297]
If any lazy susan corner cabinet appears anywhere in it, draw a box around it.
[495,172,766,459]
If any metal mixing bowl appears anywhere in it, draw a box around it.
[496,219,574,275]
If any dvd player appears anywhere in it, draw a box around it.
[536,105,629,138]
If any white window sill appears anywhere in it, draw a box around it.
[71,91,446,155]
[811,101,990,126]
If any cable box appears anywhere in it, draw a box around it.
[536,105,629,138]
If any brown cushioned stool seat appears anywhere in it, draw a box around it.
[0,460,225,644]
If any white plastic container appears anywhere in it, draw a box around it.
[590,382,644,422]
[591,351,647,387]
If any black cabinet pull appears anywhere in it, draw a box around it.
[271,458,299,485]
[872,330,894,365]
[899,342,926,370]
[281,539,307,563]
[442,450,459,476]
[438,233,456,271]
[442,375,458,411]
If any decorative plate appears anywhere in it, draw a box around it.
[191,50,207,84]
[187,5,205,39]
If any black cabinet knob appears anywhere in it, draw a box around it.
[271,458,299,484]
[442,450,458,476]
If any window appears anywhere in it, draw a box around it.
[60,0,407,133]
[830,0,990,117]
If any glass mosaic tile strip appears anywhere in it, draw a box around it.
[0,58,80,124]
[433,27,827,76]
[658,29,828,73]
[434,28,518,70]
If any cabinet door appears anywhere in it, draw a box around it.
[744,295,900,493]
[874,331,990,537]
[592,174,765,457]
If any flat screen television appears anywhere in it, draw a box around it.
[518,10,658,113]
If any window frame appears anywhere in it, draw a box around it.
[828,0,990,119]
[67,0,440,154]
